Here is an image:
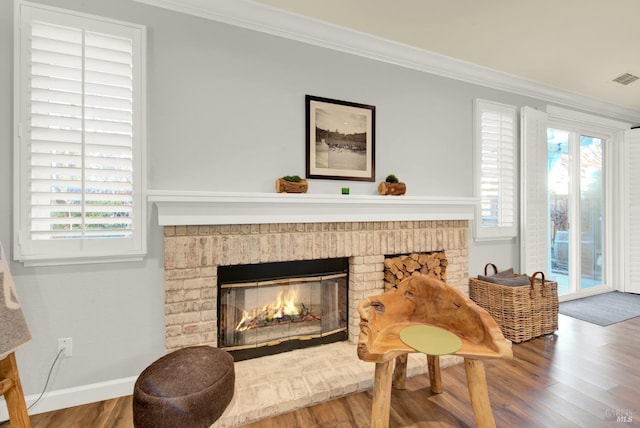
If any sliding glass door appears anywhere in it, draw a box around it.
[548,129,604,295]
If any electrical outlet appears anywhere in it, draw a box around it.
[58,337,72,358]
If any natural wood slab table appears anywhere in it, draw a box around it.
[357,275,513,428]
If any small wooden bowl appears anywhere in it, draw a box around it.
[378,182,406,195]
[276,178,308,193]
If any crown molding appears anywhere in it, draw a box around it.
[133,0,640,124]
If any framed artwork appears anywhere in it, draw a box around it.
[306,95,375,181]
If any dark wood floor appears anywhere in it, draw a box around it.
[3,314,639,427]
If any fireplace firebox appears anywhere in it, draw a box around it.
[217,258,348,361]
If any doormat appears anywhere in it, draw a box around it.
[559,291,640,326]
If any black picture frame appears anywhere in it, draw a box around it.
[306,95,375,182]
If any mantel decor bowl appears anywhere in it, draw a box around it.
[378,181,406,196]
[276,178,308,193]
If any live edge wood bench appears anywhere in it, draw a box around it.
[357,275,513,428]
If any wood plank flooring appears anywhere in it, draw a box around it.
[2,314,638,427]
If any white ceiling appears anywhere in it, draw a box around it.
[253,0,640,112]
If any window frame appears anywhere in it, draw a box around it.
[473,99,518,241]
[13,0,147,266]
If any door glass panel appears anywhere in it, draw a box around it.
[548,129,605,296]
[548,129,570,294]
[580,136,603,289]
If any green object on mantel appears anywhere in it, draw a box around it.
[399,325,462,356]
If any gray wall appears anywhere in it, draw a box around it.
[1,0,542,400]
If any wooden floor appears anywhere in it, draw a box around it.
[3,314,639,427]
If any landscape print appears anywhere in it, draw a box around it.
[306,96,375,181]
[314,108,367,171]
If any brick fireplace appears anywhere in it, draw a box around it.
[149,192,477,425]
[152,191,475,354]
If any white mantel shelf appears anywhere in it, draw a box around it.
[148,190,478,226]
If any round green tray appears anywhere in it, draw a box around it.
[399,325,462,355]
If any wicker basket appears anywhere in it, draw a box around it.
[469,265,558,343]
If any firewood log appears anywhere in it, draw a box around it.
[384,251,448,287]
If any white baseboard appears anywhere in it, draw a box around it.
[0,376,137,421]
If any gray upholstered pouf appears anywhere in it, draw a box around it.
[133,345,235,428]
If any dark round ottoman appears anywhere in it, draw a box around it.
[133,345,235,428]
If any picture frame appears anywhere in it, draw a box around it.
[306,95,375,181]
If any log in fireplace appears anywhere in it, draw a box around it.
[217,258,349,361]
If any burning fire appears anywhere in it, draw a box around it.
[235,288,309,332]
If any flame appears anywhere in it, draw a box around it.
[235,288,302,332]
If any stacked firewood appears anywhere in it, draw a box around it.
[383,252,448,291]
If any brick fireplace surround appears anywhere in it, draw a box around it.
[163,220,470,351]
[150,191,476,427]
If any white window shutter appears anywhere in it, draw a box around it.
[15,2,146,265]
[474,100,517,240]
[626,128,640,293]
[520,107,549,275]
[29,20,135,240]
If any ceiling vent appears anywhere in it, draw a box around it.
[612,73,639,85]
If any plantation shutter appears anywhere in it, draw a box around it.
[626,128,640,293]
[474,100,517,240]
[30,21,134,239]
[520,107,549,275]
[16,3,146,264]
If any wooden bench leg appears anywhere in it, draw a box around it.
[393,353,443,394]
[392,354,407,389]
[427,354,443,394]
[464,358,496,428]
[0,353,31,428]
[371,360,394,428]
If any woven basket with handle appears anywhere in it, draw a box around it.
[469,263,558,343]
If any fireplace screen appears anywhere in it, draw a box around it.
[218,259,348,360]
